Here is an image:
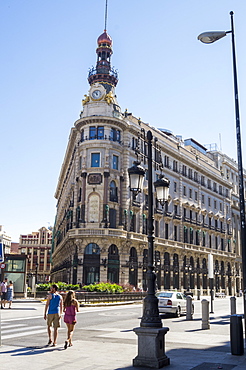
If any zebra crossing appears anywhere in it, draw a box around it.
[0,317,65,341]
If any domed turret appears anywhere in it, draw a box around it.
[97,30,112,46]
[88,29,118,91]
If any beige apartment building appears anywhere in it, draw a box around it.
[51,28,245,296]
[19,227,52,283]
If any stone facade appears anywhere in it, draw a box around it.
[51,29,245,296]
[19,227,52,284]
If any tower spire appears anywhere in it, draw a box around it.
[104,0,108,31]
[87,0,118,90]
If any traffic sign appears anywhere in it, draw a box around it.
[0,263,5,269]
[0,242,4,263]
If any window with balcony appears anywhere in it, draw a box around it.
[89,126,104,140]
[111,128,121,142]
[89,126,97,140]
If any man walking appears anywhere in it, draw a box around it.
[44,284,63,346]
[0,277,8,309]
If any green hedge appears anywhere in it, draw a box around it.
[82,282,124,293]
[36,282,80,291]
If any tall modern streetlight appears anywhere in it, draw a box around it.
[128,130,170,368]
[198,11,246,338]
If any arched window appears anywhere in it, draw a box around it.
[84,243,100,255]
[83,243,100,285]
[107,244,119,284]
[110,180,118,202]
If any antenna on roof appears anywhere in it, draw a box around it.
[104,0,108,31]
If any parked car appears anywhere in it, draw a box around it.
[156,291,194,317]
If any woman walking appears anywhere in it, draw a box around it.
[6,281,14,308]
[63,290,79,349]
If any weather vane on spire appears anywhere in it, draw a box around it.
[104,0,108,31]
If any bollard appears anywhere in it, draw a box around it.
[197,289,200,300]
[201,299,210,330]
[186,295,193,320]
[230,315,244,355]
[230,296,236,315]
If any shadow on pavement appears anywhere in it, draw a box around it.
[0,346,64,356]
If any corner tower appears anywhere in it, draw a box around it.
[81,28,120,118]
[88,29,118,90]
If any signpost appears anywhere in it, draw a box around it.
[0,242,4,263]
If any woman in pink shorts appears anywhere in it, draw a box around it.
[63,290,79,348]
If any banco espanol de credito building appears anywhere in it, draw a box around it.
[51,27,245,296]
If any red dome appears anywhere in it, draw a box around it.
[97,30,112,46]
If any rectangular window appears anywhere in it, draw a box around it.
[208,197,211,207]
[202,194,205,204]
[174,225,177,241]
[165,223,169,240]
[173,160,178,172]
[183,186,186,196]
[89,126,96,140]
[97,126,104,140]
[91,153,100,167]
[195,191,198,201]
[201,175,205,186]
[207,179,211,189]
[174,181,177,193]
[112,155,119,170]
[189,188,192,199]
[214,200,217,209]
[110,128,121,142]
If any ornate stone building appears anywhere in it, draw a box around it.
[51,28,245,296]
[19,226,52,283]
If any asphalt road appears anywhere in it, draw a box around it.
[0,296,243,349]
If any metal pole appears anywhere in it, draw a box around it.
[140,130,162,328]
[230,11,246,340]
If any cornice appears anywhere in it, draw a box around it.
[74,116,130,132]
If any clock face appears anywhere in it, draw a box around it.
[91,89,102,100]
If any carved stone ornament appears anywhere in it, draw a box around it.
[88,173,102,184]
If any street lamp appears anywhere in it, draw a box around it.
[129,129,170,368]
[198,11,246,336]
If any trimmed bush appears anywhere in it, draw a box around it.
[82,282,124,293]
[36,282,80,291]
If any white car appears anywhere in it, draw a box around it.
[157,291,193,317]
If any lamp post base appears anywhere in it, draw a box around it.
[133,327,170,368]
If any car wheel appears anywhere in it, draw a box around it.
[175,306,181,317]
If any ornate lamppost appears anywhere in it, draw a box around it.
[128,130,170,368]
[198,11,246,337]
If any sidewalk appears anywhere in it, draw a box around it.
[0,298,246,369]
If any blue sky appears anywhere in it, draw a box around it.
[1,0,246,242]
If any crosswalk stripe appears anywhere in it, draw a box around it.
[2,327,65,340]
[1,325,43,334]
[0,324,26,329]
